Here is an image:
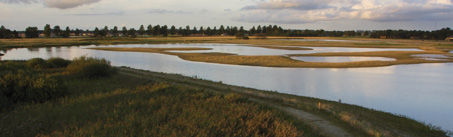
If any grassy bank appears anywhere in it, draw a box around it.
[0,59,310,137]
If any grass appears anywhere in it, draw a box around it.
[0,60,311,137]
[117,67,451,137]
[90,47,453,68]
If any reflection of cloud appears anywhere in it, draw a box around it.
[235,0,453,24]
[43,0,101,9]
[72,10,125,16]
[147,9,190,14]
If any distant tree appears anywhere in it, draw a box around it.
[213,26,217,35]
[257,25,262,34]
[250,26,256,36]
[192,26,198,34]
[199,26,204,35]
[138,25,145,37]
[219,25,225,35]
[153,25,160,36]
[122,26,128,36]
[43,24,51,38]
[128,28,137,37]
[161,25,168,37]
[0,25,11,38]
[62,26,70,38]
[147,25,152,36]
[239,26,244,34]
[25,26,39,38]
[103,26,109,37]
[178,27,183,36]
[94,27,100,37]
[53,25,62,37]
[12,30,19,38]
[112,26,119,37]
[206,27,212,36]
[75,29,81,36]
[185,25,191,36]
[170,25,176,35]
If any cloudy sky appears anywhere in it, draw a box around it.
[1,0,452,31]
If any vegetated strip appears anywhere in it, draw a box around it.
[90,47,453,68]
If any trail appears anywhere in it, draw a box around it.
[118,67,353,137]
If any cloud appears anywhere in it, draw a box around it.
[235,0,453,24]
[43,0,101,9]
[147,9,190,14]
[0,0,37,4]
[72,10,125,16]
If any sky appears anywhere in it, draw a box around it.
[1,0,453,31]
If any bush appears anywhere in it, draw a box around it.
[66,56,115,79]
[27,58,48,69]
[0,70,67,111]
[47,57,71,68]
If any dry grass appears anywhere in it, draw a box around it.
[90,47,453,68]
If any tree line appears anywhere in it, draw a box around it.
[1,24,452,40]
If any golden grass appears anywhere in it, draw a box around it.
[90,47,453,68]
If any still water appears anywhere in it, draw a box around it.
[1,44,452,131]
[291,56,396,62]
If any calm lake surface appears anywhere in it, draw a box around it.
[1,43,452,131]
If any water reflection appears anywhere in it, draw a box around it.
[1,44,452,131]
[291,56,396,62]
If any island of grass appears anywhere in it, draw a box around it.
[0,58,450,137]
[90,47,453,68]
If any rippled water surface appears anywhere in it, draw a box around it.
[1,43,452,131]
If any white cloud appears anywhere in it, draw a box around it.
[43,0,101,9]
[235,0,453,24]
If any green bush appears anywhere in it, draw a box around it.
[46,57,71,68]
[66,56,115,79]
[27,58,48,69]
[0,70,67,111]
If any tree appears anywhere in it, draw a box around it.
[199,26,204,35]
[185,25,191,36]
[112,26,119,37]
[43,24,51,38]
[128,28,137,37]
[192,26,198,34]
[94,27,100,37]
[75,29,81,36]
[103,26,109,37]
[250,26,256,36]
[153,25,160,36]
[161,25,168,37]
[0,25,11,38]
[53,25,61,37]
[147,25,153,36]
[138,25,145,37]
[206,27,212,36]
[170,25,176,35]
[257,25,262,34]
[122,26,128,36]
[62,26,70,38]
[219,25,225,35]
[25,26,39,38]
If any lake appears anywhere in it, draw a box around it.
[1,43,452,131]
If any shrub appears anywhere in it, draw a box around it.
[27,58,48,69]
[66,56,115,79]
[46,57,71,68]
[0,70,67,111]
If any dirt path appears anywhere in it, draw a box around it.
[118,67,354,137]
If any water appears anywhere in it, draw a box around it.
[291,56,396,62]
[1,44,452,131]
